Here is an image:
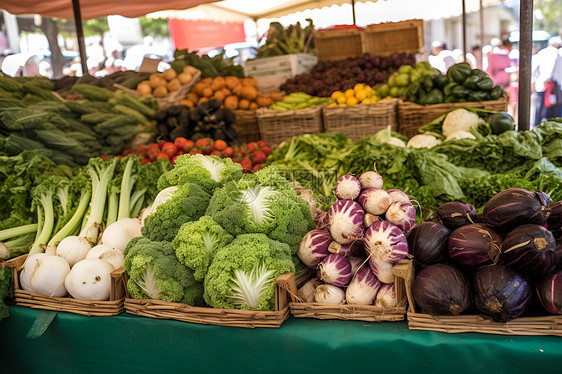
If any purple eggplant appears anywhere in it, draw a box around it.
[435,201,476,230]
[536,271,562,314]
[448,223,502,270]
[407,222,451,269]
[474,265,531,322]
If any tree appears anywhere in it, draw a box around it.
[40,18,65,79]
[139,17,170,37]
[535,0,562,35]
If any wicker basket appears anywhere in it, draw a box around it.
[322,99,398,142]
[124,272,294,328]
[256,107,323,146]
[233,110,261,144]
[397,94,509,138]
[114,70,201,109]
[282,259,414,322]
[6,254,126,316]
[407,313,562,336]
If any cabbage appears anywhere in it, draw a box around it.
[442,108,479,137]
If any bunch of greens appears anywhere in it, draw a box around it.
[171,49,244,78]
[0,76,157,167]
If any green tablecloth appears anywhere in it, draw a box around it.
[1,306,559,374]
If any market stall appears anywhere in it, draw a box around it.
[1,1,561,371]
[1,307,561,374]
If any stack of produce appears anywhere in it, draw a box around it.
[266,120,562,220]
[121,155,315,311]
[1,156,170,261]
[381,62,504,104]
[280,52,415,97]
[329,83,388,107]
[254,19,315,58]
[171,49,244,79]
[0,76,157,167]
[130,138,270,172]
[53,70,151,93]
[269,92,331,111]
[153,100,236,142]
[184,76,279,110]
[296,169,415,306]
[135,66,199,99]
[411,189,562,322]
[406,107,515,147]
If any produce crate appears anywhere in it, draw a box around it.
[233,110,261,144]
[243,54,318,94]
[315,28,363,61]
[124,273,294,328]
[114,69,201,109]
[256,106,323,146]
[407,313,562,336]
[283,259,414,322]
[6,255,126,316]
[362,19,425,56]
[322,99,398,142]
[397,93,509,138]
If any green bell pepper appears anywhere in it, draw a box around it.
[432,74,449,90]
[422,76,434,92]
[476,77,494,91]
[463,75,481,90]
[489,85,503,100]
[446,62,472,84]
[468,91,489,102]
[486,112,515,135]
[452,85,470,99]
[471,68,489,78]
[443,82,458,96]
[406,82,421,101]
[420,88,443,104]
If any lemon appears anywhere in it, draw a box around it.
[331,91,343,100]
[355,90,368,101]
[336,95,347,104]
[347,97,359,106]
[361,98,371,104]
[353,83,365,92]
[344,89,355,98]
[328,102,338,107]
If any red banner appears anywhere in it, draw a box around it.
[168,19,246,51]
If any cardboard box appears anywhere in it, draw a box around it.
[243,54,318,94]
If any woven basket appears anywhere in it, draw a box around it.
[6,255,126,316]
[233,110,261,144]
[397,93,509,138]
[405,259,562,336]
[124,272,293,328]
[322,99,398,142]
[114,70,201,109]
[256,107,323,146]
[282,259,414,322]
[407,313,562,336]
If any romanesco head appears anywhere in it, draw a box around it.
[173,216,234,282]
[157,154,243,194]
[203,233,294,311]
[141,182,210,242]
[205,167,315,253]
[123,236,204,305]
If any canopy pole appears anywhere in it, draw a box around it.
[351,0,356,26]
[479,0,484,67]
[72,0,88,76]
[518,0,533,131]
[462,0,467,62]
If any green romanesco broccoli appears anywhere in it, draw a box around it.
[141,182,210,242]
[204,233,294,311]
[157,154,243,195]
[123,236,204,305]
[173,216,234,282]
[205,166,315,253]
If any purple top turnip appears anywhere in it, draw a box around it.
[334,174,361,200]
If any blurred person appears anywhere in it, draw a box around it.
[428,41,456,74]
[466,45,483,69]
[532,36,562,125]
[486,38,513,88]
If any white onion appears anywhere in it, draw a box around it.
[65,259,114,301]
[56,236,91,267]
